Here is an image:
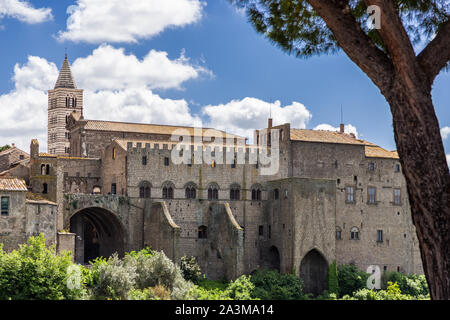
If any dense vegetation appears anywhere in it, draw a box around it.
[0,235,429,300]
[0,145,11,153]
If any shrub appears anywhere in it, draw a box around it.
[93,254,137,300]
[179,256,202,283]
[124,250,193,300]
[250,269,304,300]
[327,260,339,295]
[128,285,171,300]
[125,246,154,259]
[0,234,85,300]
[347,282,425,300]
[192,276,257,300]
[382,272,429,297]
[337,264,369,297]
[227,275,255,300]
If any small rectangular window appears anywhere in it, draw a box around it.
[1,197,9,216]
[111,183,117,195]
[142,156,147,165]
[346,186,355,203]
[369,162,375,171]
[377,230,383,242]
[394,188,401,205]
[395,164,400,172]
[164,157,169,166]
[368,187,376,204]
[258,225,264,237]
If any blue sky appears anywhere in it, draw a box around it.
[0,0,448,158]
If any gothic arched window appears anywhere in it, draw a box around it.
[139,181,151,199]
[350,227,360,240]
[229,184,241,201]
[207,183,219,200]
[198,225,208,239]
[251,184,262,201]
[185,182,197,199]
[162,182,174,199]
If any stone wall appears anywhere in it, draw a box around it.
[144,201,180,262]
[0,191,57,251]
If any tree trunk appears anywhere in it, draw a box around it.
[383,77,450,300]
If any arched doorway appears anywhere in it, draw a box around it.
[69,207,126,264]
[267,246,280,271]
[299,249,328,296]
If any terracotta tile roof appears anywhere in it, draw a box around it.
[26,192,56,205]
[83,120,244,139]
[0,146,29,157]
[290,129,376,146]
[365,146,399,159]
[39,153,57,158]
[0,178,28,191]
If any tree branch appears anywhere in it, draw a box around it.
[417,20,450,84]
[306,0,394,91]
[364,1,425,85]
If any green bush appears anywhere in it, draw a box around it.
[92,254,137,300]
[250,269,304,300]
[124,251,193,299]
[327,260,339,295]
[192,276,258,300]
[179,256,202,283]
[0,234,85,300]
[344,282,428,300]
[337,264,369,297]
[227,275,254,300]
[382,272,429,297]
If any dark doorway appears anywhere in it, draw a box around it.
[267,246,281,271]
[299,249,328,296]
[70,207,125,264]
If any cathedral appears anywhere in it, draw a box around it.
[0,56,423,295]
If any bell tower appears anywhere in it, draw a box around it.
[48,54,83,155]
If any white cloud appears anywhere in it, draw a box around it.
[0,47,206,152]
[441,126,450,140]
[0,51,313,153]
[83,88,200,126]
[313,123,359,138]
[72,45,210,91]
[0,0,52,24]
[202,98,312,141]
[0,56,58,152]
[57,0,204,43]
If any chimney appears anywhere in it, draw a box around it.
[339,123,345,133]
[11,143,15,148]
[268,118,273,129]
[30,139,39,159]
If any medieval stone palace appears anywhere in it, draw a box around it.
[0,56,423,295]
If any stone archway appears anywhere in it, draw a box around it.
[69,207,126,264]
[299,249,328,296]
[267,246,281,271]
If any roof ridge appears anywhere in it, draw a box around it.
[85,119,215,130]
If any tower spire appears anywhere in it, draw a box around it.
[54,53,76,89]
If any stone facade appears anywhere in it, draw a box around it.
[0,178,57,251]
[0,145,29,173]
[0,56,424,294]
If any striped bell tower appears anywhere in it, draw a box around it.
[47,54,83,155]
